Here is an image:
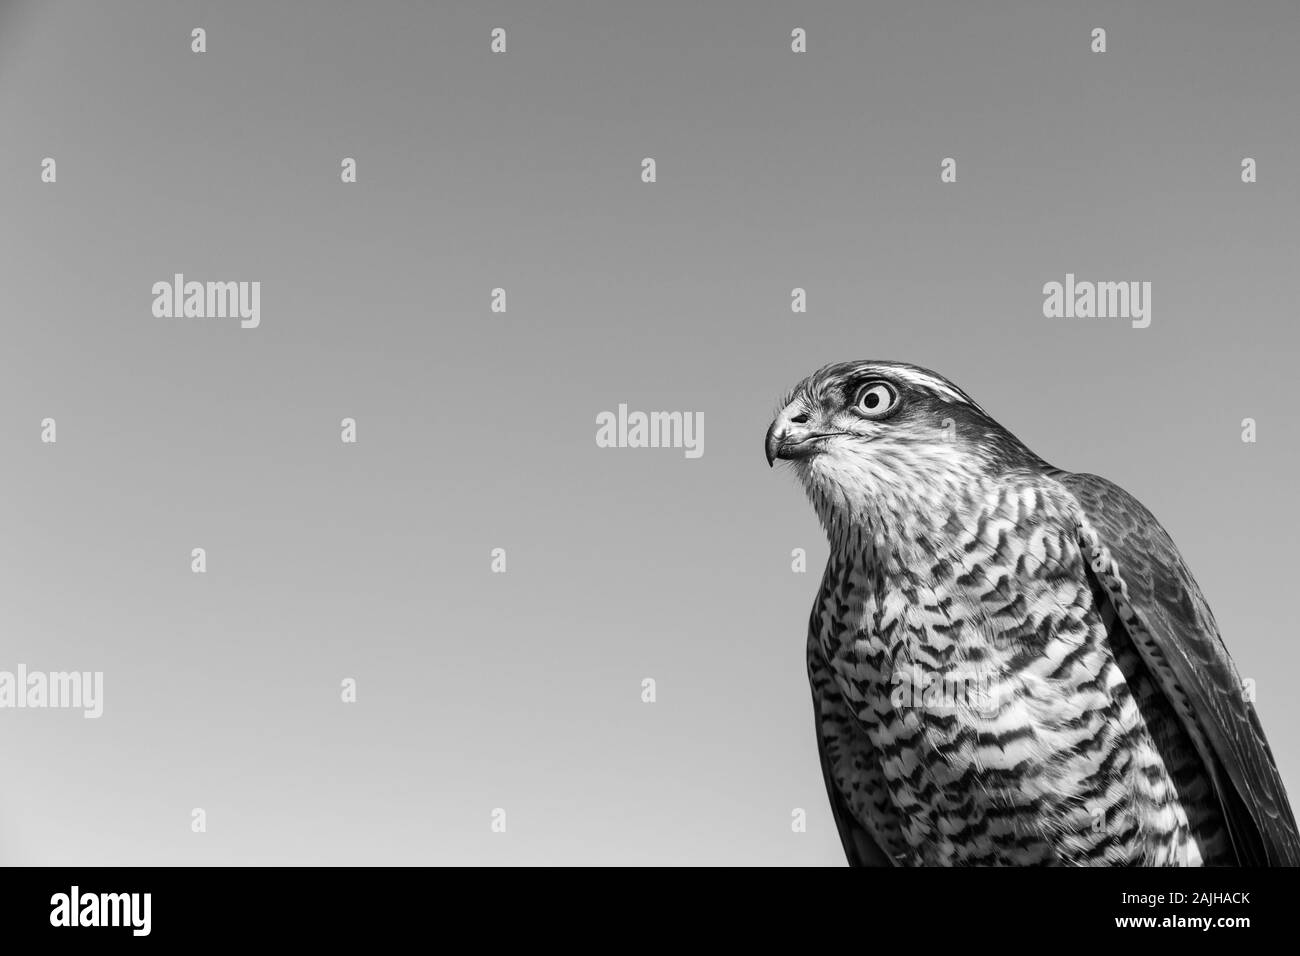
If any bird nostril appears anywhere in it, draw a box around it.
[790,413,809,424]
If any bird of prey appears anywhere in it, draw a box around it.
[766,360,1300,866]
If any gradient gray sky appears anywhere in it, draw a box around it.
[0,0,1297,865]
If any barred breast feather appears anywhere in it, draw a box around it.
[809,474,1234,866]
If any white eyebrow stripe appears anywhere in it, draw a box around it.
[884,367,972,405]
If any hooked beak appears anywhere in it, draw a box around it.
[765,408,838,467]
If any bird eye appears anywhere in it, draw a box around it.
[853,382,898,419]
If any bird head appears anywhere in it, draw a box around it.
[766,361,1043,538]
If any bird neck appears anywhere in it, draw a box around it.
[821,472,1009,574]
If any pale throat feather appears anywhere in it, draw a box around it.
[796,435,995,564]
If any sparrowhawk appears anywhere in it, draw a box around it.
[766,360,1300,866]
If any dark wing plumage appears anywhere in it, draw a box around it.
[812,718,892,866]
[1061,470,1300,866]
[807,629,894,866]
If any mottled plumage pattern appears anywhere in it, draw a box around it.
[768,361,1300,866]
[1068,472,1300,865]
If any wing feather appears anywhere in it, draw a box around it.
[808,629,894,866]
[1060,471,1300,865]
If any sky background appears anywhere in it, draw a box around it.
[0,0,1297,865]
